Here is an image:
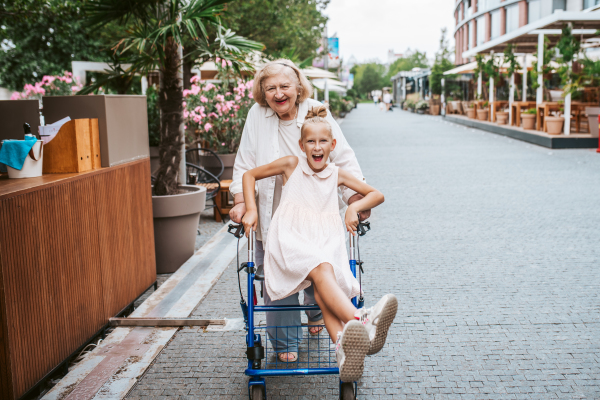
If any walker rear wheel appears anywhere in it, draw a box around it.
[250,384,265,400]
[340,382,356,399]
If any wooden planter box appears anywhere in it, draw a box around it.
[42,95,149,168]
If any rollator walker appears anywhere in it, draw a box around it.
[228,219,371,400]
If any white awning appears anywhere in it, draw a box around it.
[302,67,339,79]
[443,62,477,75]
[463,11,600,58]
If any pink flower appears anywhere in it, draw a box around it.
[215,57,221,63]
[182,101,187,107]
[10,92,21,100]
[204,123,213,131]
[191,85,201,95]
[183,110,189,118]
[190,75,200,83]
[235,95,241,101]
[204,83,215,91]
[71,86,80,91]
[200,95,208,103]
[221,60,227,68]
[208,112,219,119]
[216,94,225,102]
[183,89,191,97]
[193,115,202,123]
[227,60,232,67]
[248,92,253,99]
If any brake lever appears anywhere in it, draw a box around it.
[228,223,245,239]
[356,220,370,237]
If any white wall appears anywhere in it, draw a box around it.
[0,87,12,100]
[566,0,583,11]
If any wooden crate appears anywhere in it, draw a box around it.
[42,119,101,173]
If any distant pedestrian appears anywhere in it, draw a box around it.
[373,95,379,106]
[383,91,392,112]
[241,105,398,383]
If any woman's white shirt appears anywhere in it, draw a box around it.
[230,98,364,241]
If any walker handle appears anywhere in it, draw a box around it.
[228,223,245,239]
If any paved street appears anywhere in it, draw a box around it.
[128,104,600,399]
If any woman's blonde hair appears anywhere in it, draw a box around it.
[252,59,313,107]
[300,105,332,140]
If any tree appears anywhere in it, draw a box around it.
[352,63,386,96]
[0,0,119,90]
[385,50,430,83]
[222,0,329,60]
[430,28,455,95]
[85,0,263,197]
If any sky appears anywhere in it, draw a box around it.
[324,0,457,64]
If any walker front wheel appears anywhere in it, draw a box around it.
[340,382,356,399]
[250,384,265,400]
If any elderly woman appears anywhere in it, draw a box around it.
[229,59,369,362]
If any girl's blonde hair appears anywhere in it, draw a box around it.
[300,105,333,140]
[252,59,313,107]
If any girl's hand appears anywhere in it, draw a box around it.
[242,209,258,237]
[344,206,359,235]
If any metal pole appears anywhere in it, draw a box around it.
[522,54,528,102]
[537,33,544,105]
[477,71,482,99]
[509,73,515,124]
[564,60,572,135]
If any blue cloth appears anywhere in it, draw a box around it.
[0,136,37,171]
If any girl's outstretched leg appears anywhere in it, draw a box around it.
[307,263,357,323]
[312,287,343,342]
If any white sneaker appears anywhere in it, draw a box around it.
[355,294,398,355]
[335,320,369,382]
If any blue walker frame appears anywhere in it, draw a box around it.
[229,221,370,400]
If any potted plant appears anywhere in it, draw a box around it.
[496,109,509,125]
[477,101,489,121]
[546,109,565,135]
[86,0,262,273]
[466,103,476,119]
[415,100,428,114]
[405,99,415,112]
[521,108,537,130]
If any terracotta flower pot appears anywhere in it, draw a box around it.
[496,111,509,125]
[476,109,489,121]
[466,109,476,119]
[521,114,536,130]
[430,105,440,116]
[545,116,565,135]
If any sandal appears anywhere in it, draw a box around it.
[277,352,298,363]
[308,319,324,336]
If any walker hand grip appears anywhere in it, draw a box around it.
[357,220,371,237]
[228,223,245,239]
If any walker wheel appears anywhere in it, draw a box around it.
[250,384,265,400]
[340,382,356,399]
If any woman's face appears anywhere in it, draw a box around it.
[263,72,299,118]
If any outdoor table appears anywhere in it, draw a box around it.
[511,101,537,127]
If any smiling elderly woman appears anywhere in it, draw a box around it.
[229,59,368,363]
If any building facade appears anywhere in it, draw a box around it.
[453,0,600,65]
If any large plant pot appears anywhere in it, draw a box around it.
[476,109,488,121]
[430,105,440,116]
[545,116,565,135]
[466,109,476,119]
[201,152,236,180]
[149,146,160,175]
[521,114,536,130]
[585,107,600,138]
[152,185,207,274]
[496,111,509,125]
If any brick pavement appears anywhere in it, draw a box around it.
[127,105,600,399]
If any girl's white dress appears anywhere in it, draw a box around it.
[264,156,361,301]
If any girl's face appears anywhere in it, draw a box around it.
[299,124,336,172]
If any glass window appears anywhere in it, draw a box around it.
[584,0,600,9]
[491,9,501,39]
[552,0,566,11]
[506,4,519,33]
[477,16,486,45]
[528,0,541,23]
[469,21,474,49]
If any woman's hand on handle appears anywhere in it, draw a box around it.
[242,209,258,238]
[348,193,371,221]
[229,202,246,223]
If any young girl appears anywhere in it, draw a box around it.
[242,106,397,383]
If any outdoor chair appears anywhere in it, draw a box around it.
[185,147,224,180]
[186,163,221,210]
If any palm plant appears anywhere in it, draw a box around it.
[84,0,263,196]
